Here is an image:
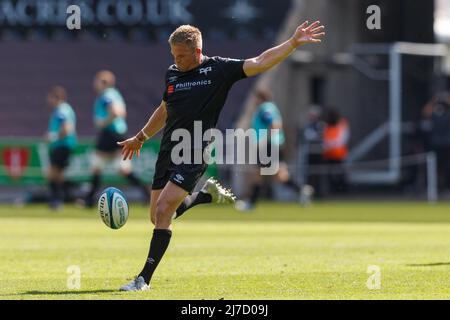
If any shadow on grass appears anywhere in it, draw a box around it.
[17,289,121,296]
[406,262,450,267]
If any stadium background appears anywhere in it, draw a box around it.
[0,0,449,201]
[0,0,449,301]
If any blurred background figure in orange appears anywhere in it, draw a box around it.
[322,108,350,194]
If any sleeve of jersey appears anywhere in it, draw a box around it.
[217,57,247,85]
[56,112,67,124]
[101,96,113,108]
[261,111,274,126]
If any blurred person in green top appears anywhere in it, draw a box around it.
[83,70,149,207]
[235,89,313,211]
[45,86,77,210]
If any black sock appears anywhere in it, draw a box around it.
[49,181,62,203]
[175,192,212,219]
[86,173,101,207]
[62,180,72,202]
[249,184,261,205]
[126,173,150,199]
[139,229,172,284]
[63,180,77,202]
[284,178,301,193]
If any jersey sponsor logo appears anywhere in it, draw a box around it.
[168,76,178,83]
[169,80,212,93]
[199,67,212,75]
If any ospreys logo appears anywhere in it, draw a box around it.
[199,67,212,75]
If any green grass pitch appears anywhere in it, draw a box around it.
[0,202,449,300]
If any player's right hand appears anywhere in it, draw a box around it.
[117,137,143,161]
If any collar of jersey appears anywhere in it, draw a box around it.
[174,56,210,73]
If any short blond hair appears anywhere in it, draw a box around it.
[169,25,202,50]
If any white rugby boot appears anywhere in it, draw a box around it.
[119,276,149,292]
[201,178,236,204]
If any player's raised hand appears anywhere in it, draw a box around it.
[117,137,143,161]
[290,21,325,47]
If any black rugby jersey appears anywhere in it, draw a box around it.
[160,56,247,151]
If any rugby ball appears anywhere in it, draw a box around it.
[98,187,129,230]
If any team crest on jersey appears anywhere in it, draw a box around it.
[199,67,212,75]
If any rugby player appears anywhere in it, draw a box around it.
[83,71,150,208]
[235,89,314,212]
[45,86,77,210]
[118,21,325,291]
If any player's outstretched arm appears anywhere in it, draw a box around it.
[243,21,325,77]
[117,100,167,160]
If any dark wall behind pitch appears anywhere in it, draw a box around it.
[0,39,270,138]
[355,0,437,146]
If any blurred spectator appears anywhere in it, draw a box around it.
[425,92,450,189]
[302,105,325,197]
[322,108,350,193]
[420,95,438,152]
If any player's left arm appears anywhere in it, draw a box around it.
[243,21,325,77]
